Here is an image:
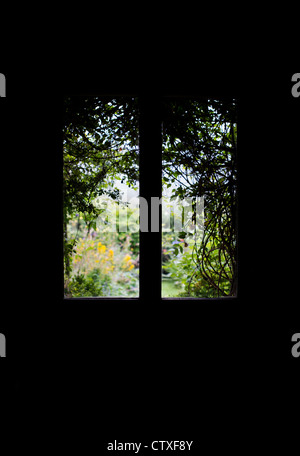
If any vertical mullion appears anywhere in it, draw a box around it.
[139,95,162,301]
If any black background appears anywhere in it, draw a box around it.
[0,43,299,450]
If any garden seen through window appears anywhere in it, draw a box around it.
[63,96,237,298]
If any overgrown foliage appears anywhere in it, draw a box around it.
[161,98,237,296]
[63,97,139,284]
[64,217,139,297]
[63,96,237,297]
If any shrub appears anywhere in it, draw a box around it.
[64,219,139,297]
[66,272,104,297]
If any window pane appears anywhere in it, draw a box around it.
[161,98,238,298]
[63,97,139,297]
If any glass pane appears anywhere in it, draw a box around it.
[63,97,139,297]
[161,98,238,298]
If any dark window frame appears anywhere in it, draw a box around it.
[63,93,239,302]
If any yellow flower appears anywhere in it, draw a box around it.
[128,264,134,271]
[97,244,106,254]
[123,254,131,262]
[108,249,114,258]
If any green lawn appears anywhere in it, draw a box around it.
[162,278,181,297]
